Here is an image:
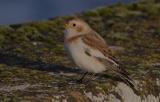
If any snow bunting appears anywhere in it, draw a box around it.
[64,18,136,89]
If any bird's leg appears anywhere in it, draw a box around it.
[77,72,88,83]
[85,73,96,82]
[88,73,97,81]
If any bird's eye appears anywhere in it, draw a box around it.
[72,23,76,27]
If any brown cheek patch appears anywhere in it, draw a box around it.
[66,34,84,44]
[77,26,82,32]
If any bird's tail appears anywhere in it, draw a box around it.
[116,71,139,94]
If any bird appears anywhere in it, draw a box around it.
[64,18,137,90]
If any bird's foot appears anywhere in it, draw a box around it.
[76,78,84,84]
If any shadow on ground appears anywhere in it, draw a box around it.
[0,52,81,73]
[0,52,124,82]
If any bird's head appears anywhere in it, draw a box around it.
[64,18,91,36]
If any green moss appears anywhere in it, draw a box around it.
[97,7,115,17]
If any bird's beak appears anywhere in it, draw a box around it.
[64,23,69,29]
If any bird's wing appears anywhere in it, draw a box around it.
[82,32,138,90]
[84,46,122,73]
[82,31,130,73]
[82,31,119,65]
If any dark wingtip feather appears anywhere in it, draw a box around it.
[118,72,140,95]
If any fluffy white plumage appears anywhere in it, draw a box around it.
[65,36,106,73]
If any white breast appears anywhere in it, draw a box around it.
[65,38,106,73]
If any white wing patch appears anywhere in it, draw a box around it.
[84,44,119,67]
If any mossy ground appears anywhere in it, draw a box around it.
[0,0,160,101]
